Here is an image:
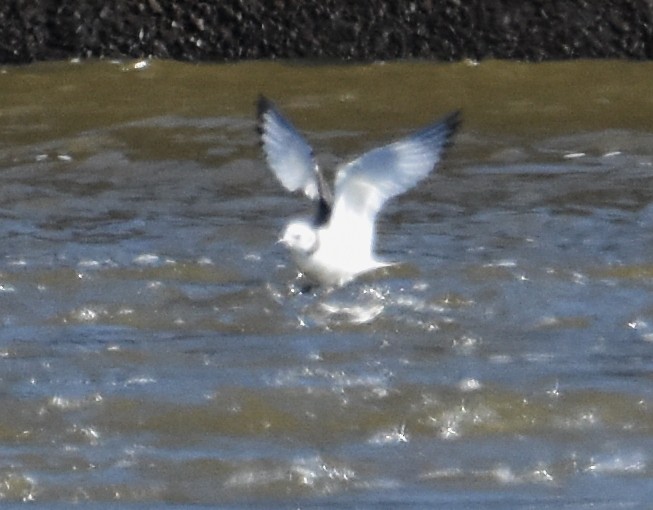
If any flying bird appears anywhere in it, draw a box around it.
[257,96,460,288]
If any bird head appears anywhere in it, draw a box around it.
[279,221,318,256]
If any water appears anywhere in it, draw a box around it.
[0,59,653,508]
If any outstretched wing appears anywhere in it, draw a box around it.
[327,111,461,256]
[257,96,317,198]
[257,96,333,224]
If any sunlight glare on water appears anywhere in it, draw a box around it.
[0,59,652,508]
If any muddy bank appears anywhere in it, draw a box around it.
[0,1,652,64]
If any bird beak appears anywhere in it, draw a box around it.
[277,229,292,246]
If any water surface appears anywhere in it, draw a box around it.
[0,59,653,508]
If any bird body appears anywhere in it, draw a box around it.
[280,219,389,287]
[258,96,460,287]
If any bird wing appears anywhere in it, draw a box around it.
[327,111,461,257]
[257,96,321,200]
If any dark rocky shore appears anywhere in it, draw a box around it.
[1,1,652,64]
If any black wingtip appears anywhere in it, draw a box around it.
[446,110,462,130]
[256,94,273,119]
[443,110,462,145]
[256,95,273,137]
[410,109,462,151]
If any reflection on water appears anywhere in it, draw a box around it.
[0,59,652,508]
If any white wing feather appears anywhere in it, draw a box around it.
[327,112,460,258]
[258,96,319,200]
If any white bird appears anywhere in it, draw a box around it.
[257,96,460,288]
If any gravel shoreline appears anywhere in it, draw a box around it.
[1,1,652,64]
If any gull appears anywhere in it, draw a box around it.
[257,96,460,288]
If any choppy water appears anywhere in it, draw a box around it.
[0,59,653,508]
